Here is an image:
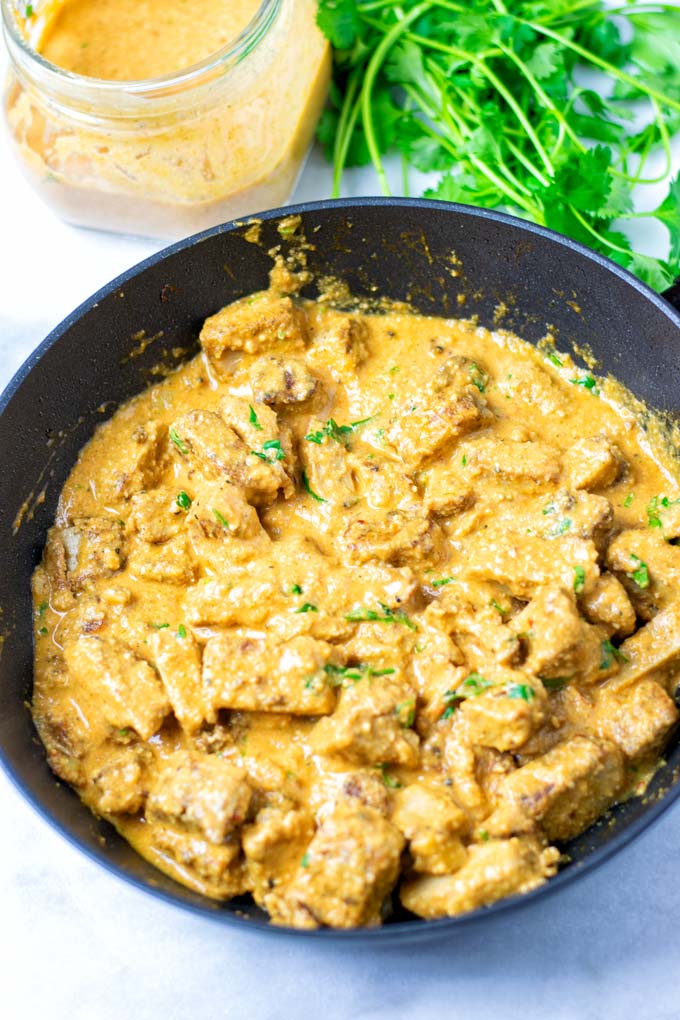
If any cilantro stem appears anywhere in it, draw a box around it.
[333,69,362,198]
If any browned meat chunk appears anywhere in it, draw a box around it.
[609,600,680,689]
[341,508,445,569]
[274,801,404,928]
[422,463,474,518]
[401,837,559,918]
[580,572,636,637]
[249,355,317,405]
[243,805,314,909]
[88,747,148,814]
[101,420,166,499]
[461,437,561,488]
[310,673,419,766]
[127,533,196,585]
[392,785,467,874]
[513,584,603,682]
[607,529,680,619]
[488,736,625,841]
[128,491,181,543]
[147,751,252,843]
[151,827,247,899]
[200,293,308,360]
[299,423,357,508]
[202,633,337,715]
[564,435,623,491]
[388,390,491,468]
[151,627,214,734]
[305,310,369,381]
[459,675,547,752]
[170,409,288,505]
[539,490,613,551]
[46,517,125,600]
[337,770,391,816]
[593,680,678,760]
[64,636,170,741]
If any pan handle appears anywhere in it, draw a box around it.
[663,279,680,312]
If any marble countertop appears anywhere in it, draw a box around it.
[2,69,680,1020]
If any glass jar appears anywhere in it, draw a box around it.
[1,0,330,238]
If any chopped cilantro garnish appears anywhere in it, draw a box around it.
[25,4,33,17]
[600,638,629,670]
[151,622,170,630]
[345,603,417,631]
[376,763,402,789]
[212,509,230,528]
[442,673,492,717]
[541,676,571,692]
[548,353,563,367]
[507,683,535,701]
[478,829,490,842]
[542,502,556,516]
[432,576,455,588]
[573,566,586,594]
[305,417,374,445]
[301,470,327,503]
[490,599,509,617]
[629,553,650,589]
[295,603,318,614]
[395,699,416,729]
[177,624,187,639]
[37,601,48,617]
[301,851,310,868]
[251,439,285,463]
[469,362,487,393]
[176,490,192,510]
[461,454,467,467]
[569,374,599,395]
[248,404,263,431]
[38,626,48,635]
[169,427,188,455]
[623,493,634,508]
[551,518,572,537]
[290,583,303,595]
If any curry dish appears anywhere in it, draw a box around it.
[32,285,680,928]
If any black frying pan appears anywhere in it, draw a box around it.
[2,198,680,944]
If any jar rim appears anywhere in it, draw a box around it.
[1,0,281,96]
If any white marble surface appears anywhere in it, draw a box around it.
[3,51,680,1020]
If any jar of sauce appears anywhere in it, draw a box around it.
[1,0,330,238]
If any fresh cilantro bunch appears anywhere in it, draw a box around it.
[316,0,680,290]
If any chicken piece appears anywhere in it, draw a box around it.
[458,674,547,752]
[32,661,107,787]
[565,680,678,761]
[170,409,288,506]
[186,477,271,572]
[184,566,283,628]
[128,491,181,544]
[580,572,636,638]
[400,837,559,919]
[608,600,680,690]
[249,354,318,405]
[151,627,214,734]
[218,394,295,476]
[442,731,487,816]
[422,463,474,518]
[341,508,445,569]
[392,785,467,875]
[461,437,561,488]
[309,673,419,766]
[353,454,420,511]
[513,584,604,683]
[64,636,170,741]
[607,529,680,619]
[388,389,491,469]
[127,533,196,586]
[202,633,337,715]
[88,747,148,815]
[464,528,600,600]
[274,801,404,928]
[200,293,308,360]
[151,827,247,899]
[539,490,613,552]
[429,580,521,674]
[564,435,623,491]
[487,736,625,841]
[101,420,166,500]
[337,770,391,816]
[243,804,314,909]
[147,751,252,843]
[46,517,125,598]
[305,310,369,381]
[410,622,467,730]
[654,496,680,540]
[299,422,357,508]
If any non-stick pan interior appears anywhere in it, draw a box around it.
[2,199,680,940]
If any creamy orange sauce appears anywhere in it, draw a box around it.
[31,288,680,927]
[40,0,261,80]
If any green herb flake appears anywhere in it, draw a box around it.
[38,626,48,635]
[490,599,509,617]
[37,601,48,617]
[290,583,303,595]
[551,518,572,537]
[345,603,417,631]
[248,404,263,431]
[252,440,285,463]
[432,576,456,588]
[395,698,416,729]
[507,683,535,702]
[600,638,629,670]
[177,624,187,639]
[301,851,310,868]
[548,353,563,368]
[478,829,490,842]
[569,374,599,395]
[212,509,230,528]
[169,427,188,455]
[301,470,327,503]
[295,603,319,614]
[541,676,571,692]
[461,454,467,467]
[542,503,556,516]
[629,553,650,589]
[376,764,402,789]
[305,417,372,446]
[151,622,170,630]
[624,493,635,508]
[573,566,586,595]
[469,362,487,393]
[25,4,33,17]
[176,490,192,511]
